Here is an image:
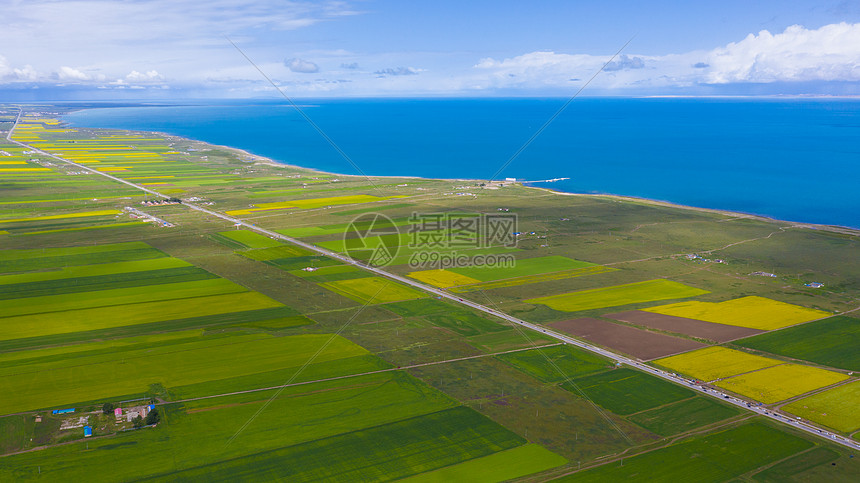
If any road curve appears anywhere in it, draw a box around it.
[7,111,859,452]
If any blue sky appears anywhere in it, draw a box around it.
[2,0,859,99]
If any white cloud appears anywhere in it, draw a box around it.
[285,58,320,73]
[0,56,39,81]
[56,66,90,80]
[704,22,860,83]
[374,67,422,76]
[604,54,645,72]
[471,23,860,91]
[126,70,164,82]
[0,0,358,86]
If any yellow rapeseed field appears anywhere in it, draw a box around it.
[643,295,829,330]
[0,209,122,224]
[0,168,51,173]
[525,279,708,312]
[715,364,849,404]
[654,346,783,381]
[407,269,482,288]
[226,195,407,216]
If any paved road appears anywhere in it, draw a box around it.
[7,111,859,451]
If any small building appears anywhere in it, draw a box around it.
[84,426,92,438]
[114,407,123,418]
[52,408,75,415]
[805,282,824,288]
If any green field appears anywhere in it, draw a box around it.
[0,306,301,352]
[496,345,610,383]
[266,254,342,270]
[385,298,451,317]
[735,316,860,371]
[401,443,567,482]
[0,257,190,286]
[752,447,841,482]
[288,264,367,282]
[0,244,167,273]
[239,245,313,261]
[564,368,695,415]
[320,276,427,304]
[215,229,283,248]
[783,381,860,433]
[628,397,742,436]
[526,279,709,312]
[466,328,555,352]
[558,422,813,482]
[423,311,509,337]
[0,291,284,342]
[145,407,525,482]
[449,255,596,281]
[0,278,247,318]
[0,332,369,414]
[0,265,216,300]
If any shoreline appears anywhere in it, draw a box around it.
[218,137,860,236]
[64,121,860,236]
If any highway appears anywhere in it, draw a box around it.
[6,111,859,452]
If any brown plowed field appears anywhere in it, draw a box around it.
[548,318,708,360]
[605,310,766,342]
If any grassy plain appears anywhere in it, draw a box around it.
[783,381,860,432]
[401,443,567,482]
[655,346,783,381]
[565,368,695,415]
[449,265,617,293]
[644,296,830,330]
[450,255,596,281]
[751,447,841,482]
[423,311,509,337]
[627,397,742,436]
[734,316,860,371]
[496,345,610,383]
[215,229,283,248]
[526,279,708,312]
[557,422,813,482]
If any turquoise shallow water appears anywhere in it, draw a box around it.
[64,98,860,228]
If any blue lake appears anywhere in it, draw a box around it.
[64,98,860,228]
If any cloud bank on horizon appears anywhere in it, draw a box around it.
[1,0,859,98]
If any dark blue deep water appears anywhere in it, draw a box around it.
[64,98,860,228]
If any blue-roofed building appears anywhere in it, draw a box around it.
[84,426,92,437]
[52,408,75,415]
